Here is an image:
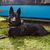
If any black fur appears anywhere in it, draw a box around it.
[8,7,49,38]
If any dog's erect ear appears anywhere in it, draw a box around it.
[16,8,21,17]
[9,6,14,14]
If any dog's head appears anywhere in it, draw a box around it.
[9,6,22,25]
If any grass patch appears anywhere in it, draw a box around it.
[0,17,6,21]
[0,21,8,28]
[0,36,50,50]
[0,28,8,35]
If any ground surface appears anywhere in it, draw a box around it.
[0,17,50,50]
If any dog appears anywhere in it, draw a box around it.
[8,7,49,37]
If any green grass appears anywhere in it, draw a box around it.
[0,21,8,35]
[0,36,50,50]
[0,17,50,50]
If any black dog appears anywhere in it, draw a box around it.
[8,7,49,37]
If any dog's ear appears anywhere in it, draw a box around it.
[9,6,14,14]
[16,8,21,17]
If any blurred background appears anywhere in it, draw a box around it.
[0,0,50,5]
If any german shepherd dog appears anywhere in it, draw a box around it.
[8,7,49,37]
